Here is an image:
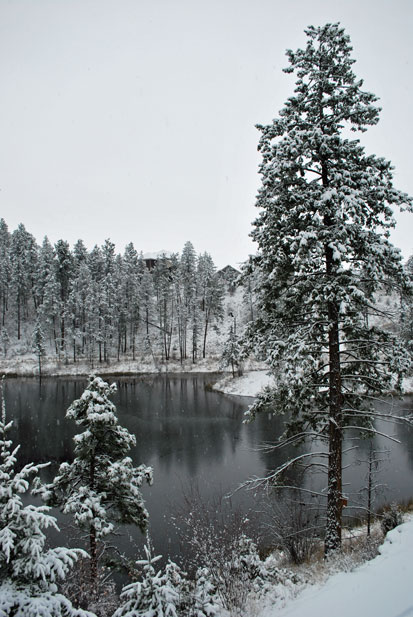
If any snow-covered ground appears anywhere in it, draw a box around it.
[213,371,413,397]
[259,518,413,617]
[212,370,273,397]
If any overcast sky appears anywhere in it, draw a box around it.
[0,0,412,269]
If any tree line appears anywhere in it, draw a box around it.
[0,224,229,366]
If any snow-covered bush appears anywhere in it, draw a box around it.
[0,380,92,617]
[172,488,285,614]
[380,504,403,535]
[263,491,322,565]
[60,555,118,617]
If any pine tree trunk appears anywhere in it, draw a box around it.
[322,152,343,555]
[17,295,21,340]
[89,451,98,596]
[325,267,343,555]
[203,319,208,359]
[60,313,65,351]
[367,443,373,537]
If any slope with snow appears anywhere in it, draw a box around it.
[260,519,413,617]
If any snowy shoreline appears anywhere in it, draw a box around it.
[1,357,412,397]
[212,371,413,397]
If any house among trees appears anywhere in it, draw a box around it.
[216,265,240,292]
[142,250,173,270]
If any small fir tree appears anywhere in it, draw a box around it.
[39,376,153,601]
[221,324,242,378]
[0,379,91,617]
[0,327,9,358]
[32,315,46,379]
[191,568,220,617]
[114,540,181,617]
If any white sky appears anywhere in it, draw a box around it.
[0,0,412,269]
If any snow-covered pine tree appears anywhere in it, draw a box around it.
[0,380,92,617]
[114,540,182,617]
[32,315,46,379]
[197,252,224,359]
[55,239,74,355]
[10,224,37,340]
[221,323,242,378]
[246,23,412,554]
[39,376,153,599]
[121,243,140,359]
[191,568,220,617]
[100,239,118,363]
[0,219,10,329]
[400,255,413,353]
[153,253,176,361]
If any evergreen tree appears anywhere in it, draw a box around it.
[120,243,141,359]
[34,237,56,308]
[73,239,88,267]
[175,242,199,362]
[9,224,37,340]
[400,255,413,353]
[100,239,118,363]
[55,239,74,354]
[221,323,242,378]
[153,254,176,361]
[36,240,61,356]
[137,254,155,343]
[0,381,91,617]
[0,219,10,328]
[114,541,182,617]
[0,327,9,358]
[32,315,46,379]
[246,23,412,554]
[197,252,224,359]
[39,376,153,598]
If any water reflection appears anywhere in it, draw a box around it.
[3,377,413,564]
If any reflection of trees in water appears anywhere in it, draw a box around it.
[3,375,248,481]
[248,411,309,493]
[116,375,245,476]
[392,395,413,469]
[3,378,79,468]
[250,395,413,517]
[5,378,413,511]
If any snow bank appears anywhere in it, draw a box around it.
[403,375,413,394]
[260,519,413,617]
[213,371,413,398]
[212,370,273,397]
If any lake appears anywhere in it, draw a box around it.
[3,375,413,566]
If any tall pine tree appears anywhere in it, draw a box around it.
[246,23,412,554]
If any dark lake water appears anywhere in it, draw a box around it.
[3,375,413,566]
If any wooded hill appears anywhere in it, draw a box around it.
[0,219,250,370]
